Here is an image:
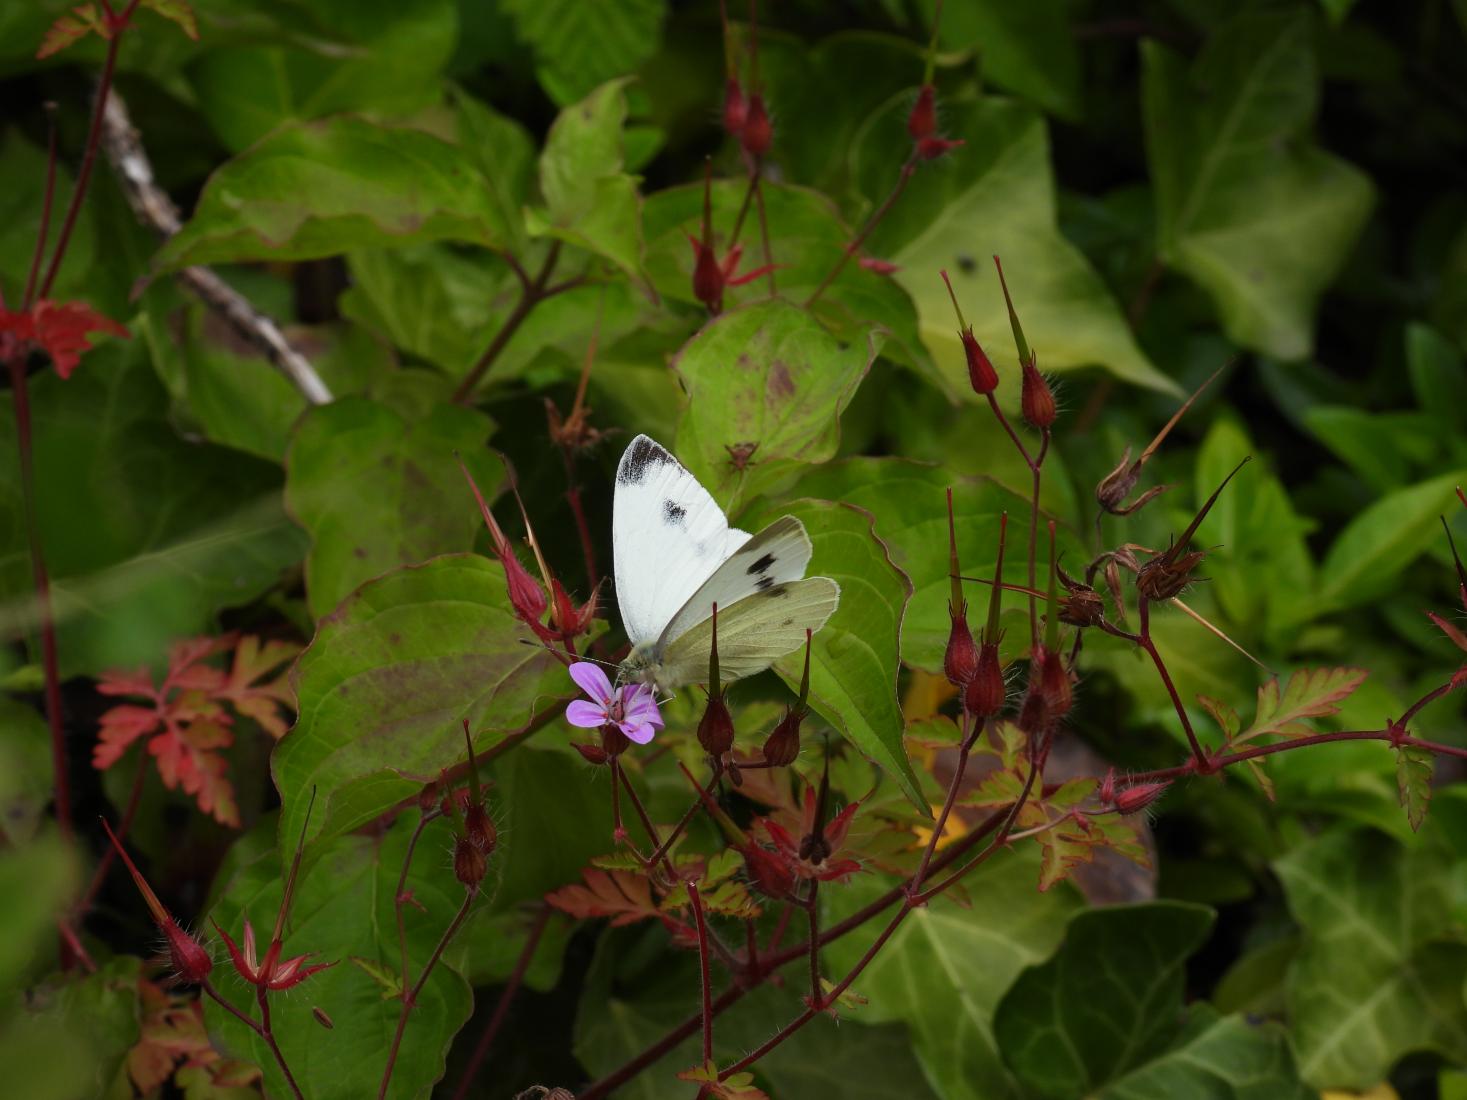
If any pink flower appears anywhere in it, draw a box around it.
[566,663,663,745]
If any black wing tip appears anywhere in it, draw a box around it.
[617,434,679,486]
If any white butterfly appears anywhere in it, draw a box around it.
[613,434,840,694]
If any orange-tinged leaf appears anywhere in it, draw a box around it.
[545,867,660,926]
[36,4,107,59]
[1197,693,1241,740]
[94,704,163,768]
[140,0,197,38]
[1396,744,1433,831]
[1238,666,1368,743]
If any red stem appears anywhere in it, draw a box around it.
[450,904,552,1100]
[804,157,916,307]
[689,883,715,1065]
[76,752,146,914]
[451,242,565,404]
[1137,599,1208,766]
[257,984,307,1100]
[22,113,59,309]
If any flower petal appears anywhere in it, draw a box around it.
[622,686,664,727]
[566,700,609,728]
[620,720,658,745]
[569,661,613,704]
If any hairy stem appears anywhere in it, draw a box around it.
[1137,599,1208,765]
[452,242,565,404]
[804,157,916,307]
[450,905,552,1100]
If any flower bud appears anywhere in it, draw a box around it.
[1058,586,1105,628]
[1020,358,1056,430]
[915,135,963,160]
[1135,552,1204,602]
[601,723,631,757]
[313,1007,335,1029]
[464,803,498,855]
[741,94,772,157]
[698,693,735,758]
[723,78,748,135]
[573,741,609,765]
[692,244,725,311]
[1015,684,1048,736]
[1036,646,1072,720]
[964,643,1005,718]
[961,329,998,395]
[163,920,215,984]
[907,84,936,140]
[454,835,487,889]
[944,613,978,686]
[550,578,597,637]
[1114,781,1170,815]
[761,706,804,767]
[743,843,795,899]
[417,780,440,812]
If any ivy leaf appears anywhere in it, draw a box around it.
[527,79,652,296]
[862,98,1172,396]
[1143,11,1374,359]
[156,117,513,270]
[273,555,577,856]
[502,0,667,106]
[1275,827,1467,1087]
[993,902,1216,1098]
[675,302,879,513]
[741,499,924,810]
[1237,667,1368,744]
[207,815,472,1100]
[1098,1008,1312,1100]
[284,397,503,619]
[1396,745,1434,831]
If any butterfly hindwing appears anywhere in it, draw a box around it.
[655,515,813,650]
[613,435,750,648]
[653,576,841,690]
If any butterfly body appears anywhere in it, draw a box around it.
[612,435,839,694]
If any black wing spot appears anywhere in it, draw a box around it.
[662,500,687,525]
[746,552,776,576]
[756,575,776,591]
[761,581,789,598]
[617,436,675,486]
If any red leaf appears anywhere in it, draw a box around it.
[97,666,159,698]
[149,717,239,827]
[27,300,129,379]
[36,4,108,59]
[215,635,300,739]
[94,705,163,769]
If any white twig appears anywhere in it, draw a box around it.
[100,93,332,406]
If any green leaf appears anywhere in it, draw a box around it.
[923,0,1082,121]
[273,555,577,856]
[1098,1008,1312,1100]
[1407,323,1467,433]
[0,698,52,846]
[862,98,1172,396]
[1317,471,1467,612]
[0,131,96,307]
[528,79,651,295]
[642,180,930,375]
[284,397,502,618]
[0,833,76,994]
[502,0,667,106]
[1142,12,1374,359]
[1301,407,1424,492]
[451,87,537,257]
[788,458,1085,671]
[155,117,512,270]
[15,956,142,1099]
[1274,827,1467,1087]
[1396,744,1433,831]
[742,499,923,809]
[207,814,472,1100]
[185,0,457,151]
[674,301,879,513]
[0,344,305,677]
[993,901,1215,1097]
[822,849,1083,1100]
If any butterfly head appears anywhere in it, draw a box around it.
[617,644,666,693]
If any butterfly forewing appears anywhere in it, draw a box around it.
[654,576,841,690]
[613,435,750,647]
[655,515,813,650]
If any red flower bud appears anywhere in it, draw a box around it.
[761,706,805,767]
[741,94,772,157]
[1115,781,1170,815]
[944,612,978,686]
[454,835,487,889]
[908,84,937,140]
[964,643,1005,718]
[573,741,609,765]
[550,578,597,637]
[1016,685,1048,736]
[101,819,212,984]
[742,842,795,899]
[858,256,900,275]
[722,78,747,136]
[601,723,631,757]
[464,803,498,855]
[961,329,998,395]
[1020,358,1056,430]
[1035,646,1073,721]
[692,242,725,311]
[698,693,735,758]
[915,135,964,160]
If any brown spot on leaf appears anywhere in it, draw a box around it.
[769,361,795,400]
